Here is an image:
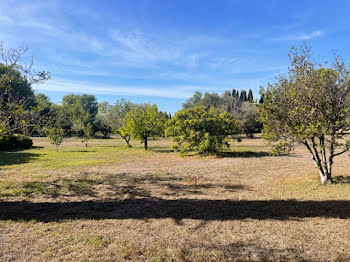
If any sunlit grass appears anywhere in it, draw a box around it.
[0,137,166,172]
[271,174,350,200]
[2,136,350,261]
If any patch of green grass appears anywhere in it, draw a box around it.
[62,178,98,196]
[272,174,350,200]
[0,181,46,197]
[86,235,108,249]
[0,176,100,198]
[153,252,164,262]
[0,137,167,175]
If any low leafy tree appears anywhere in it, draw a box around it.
[94,102,111,138]
[259,46,350,184]
[45,127,64,151]
[62,94,98,136]
[240,102,261,137]
[124,104,166,150]
[166,106,240,155]
[82,122,93,147]
[103,99,138,147]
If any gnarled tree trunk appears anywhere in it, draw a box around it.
[121,135,132,147]
[302,134,349,184]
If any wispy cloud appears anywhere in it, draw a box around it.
[272,30,324,41]
[1,0,298,109]
[36,78,201,99]
[209,57,240,69]
[108,29,204,67]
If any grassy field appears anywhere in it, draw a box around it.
[1,136,350,261]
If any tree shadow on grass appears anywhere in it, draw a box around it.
[218,151,270,158]
[2,199,350,222]
[332,176,350,184]
[151,148,174,153]
[0,151,41,166]
[31,146,44,149]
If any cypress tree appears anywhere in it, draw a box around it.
[232,89,236,97]
[248,89,254,102]
[259,94,265,104]
[240,90,247,102]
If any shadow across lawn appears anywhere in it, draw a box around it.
[0,151,40,166]
[333,176,350,184]
[218,151,270,158]
[1,199,350,222]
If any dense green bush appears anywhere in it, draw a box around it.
[166,106,240,155]
[0,135,33,151]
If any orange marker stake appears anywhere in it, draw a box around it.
[188,175,191,186]
[194,176,197,186]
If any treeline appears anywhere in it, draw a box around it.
[182,89,263,137]
[1,61,260,154]
[0,42,262,154]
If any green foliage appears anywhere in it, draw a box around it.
[269,140,294,156]
[93,102,111,138]
[62,94,98,136]
[45,127,64,151]
[183,90,241,114]
[259,45,350,183]
[100,99,139,146]
[124,104,166,150]
[82,122,93,147]
[166,106,240,155]
[240,102,261,137]
[247,89,254,102]
[240,90,247,102]
[0,63,35,106]
[0,43,50,136]
[0,135,33,151]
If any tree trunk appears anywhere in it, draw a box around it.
[144,138,148,150]
[303,140,333,184]
[121,135,132,147]
[56,144,59,152]
[316,166,332,184]
[311,156,333,184]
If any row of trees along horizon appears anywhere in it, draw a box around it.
[1,41,350,184]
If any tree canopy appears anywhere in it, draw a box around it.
[259,46,350,184]
[166,106,240,155]
[123,104,166,150]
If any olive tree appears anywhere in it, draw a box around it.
[45,127,64,151]
[123,104,166,150]
[166,106,240,155]
[103,99,137,147]
[82,122,93,147]
[259,46,350,184]
[240,101,261,137]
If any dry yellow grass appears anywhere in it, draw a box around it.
[1,136,350,261]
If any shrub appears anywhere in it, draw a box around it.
[0,135,33,151]
[45,127,64,151]
[166,106,240,155]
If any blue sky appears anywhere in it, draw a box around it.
[1,0,350,113]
